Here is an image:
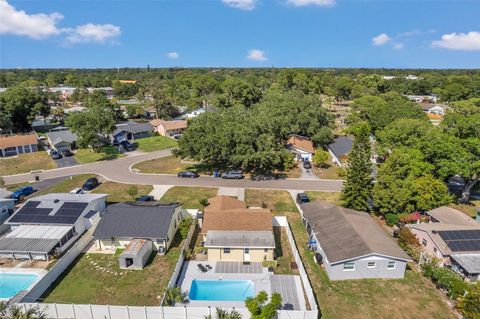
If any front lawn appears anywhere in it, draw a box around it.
[74,146,123,164]
[0,151,55,175]
[34,174,97,196]
[160,186,218,209]
[92,181,153,203]
[305,191,341,205]
[312,162,343,180]
[42,234,183,306]
[135,136,178,152]
[245,189,298,215]
[132,155,191,174]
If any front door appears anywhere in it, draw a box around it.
[244,248,250,262]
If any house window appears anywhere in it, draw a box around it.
[264,248,268,253]
[367,262,376,268]
[433,247,438,253]
[388,261,396,269]
[343,262,355,271]
[223,248,231,254]
[422,239,427,247]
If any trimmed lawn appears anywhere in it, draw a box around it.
[245,189,298,215]
[136,136,178,152]
[34,174,96,196]
[0,151,55,175]
[43,234,183,306]
[273,226,299,276]
[305,191,341,205]
[312,162,343,180]
[92,181,153,203]
[160,186,218,210]
[74,146,124,164]
[132,155,190,174]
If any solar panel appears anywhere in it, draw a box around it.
[438,230,480,252]
[23,201,40,208]
[9,201,89,225]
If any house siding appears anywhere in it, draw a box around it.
[207,247,274,262]
[0,144,38,157]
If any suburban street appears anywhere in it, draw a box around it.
[2,149,344,192]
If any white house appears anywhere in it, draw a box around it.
[286,135,315,162]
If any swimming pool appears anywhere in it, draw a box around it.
[0,273,39,299]
[189,280,254,301]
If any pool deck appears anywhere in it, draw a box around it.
[177,261,305,310]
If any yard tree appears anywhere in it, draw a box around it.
[312,149,329,168]
[340,122,373,211]
[413,174,453,211]
[245,291,282,319]
[33,102,51,126]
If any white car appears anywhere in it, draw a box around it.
[70,188,84,194]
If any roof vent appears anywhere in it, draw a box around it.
[54,199,60,203]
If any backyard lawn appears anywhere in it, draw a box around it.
[272,226,298,276]
[0,151,55,175]
[92,181,153,203]
[160,186,218,210]
[43,234,183,306]
[132,155,191,174]
[245,189,298,215]
[74,146,124,164]
[135,136,178,152]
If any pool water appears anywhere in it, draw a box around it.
[189,280,254,301]
[0,273,38,299]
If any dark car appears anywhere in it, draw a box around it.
[296,192,310,205]
[61,149,73,157]
[137,195,155,202]
[50,150,62,159]
[12,185,34,201]
[178,171,200,178]
[120,140,135,152]
[82,177,99,191]
[221,170,244,179]
[251,174,278,181]
[303,160,312,169]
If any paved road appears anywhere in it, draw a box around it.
[3,149,343,192]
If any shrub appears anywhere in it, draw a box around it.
[178,216,193,239]
[398,228,420,249]
[336,167,347,177]
[312,150,329,168]
[422,262,469,299]
[385,213,399,226]
[457,283,480,319]
[262,260,277,268]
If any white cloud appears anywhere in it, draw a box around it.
[372,33,391,46]
[393,43,404,50]
[431,31,480,51]
[166,52,179,59]
[247,49,267,61]
[222,0,256,10]
[0,0,63,39]
[65,23,121,44]
[286,0,335,7]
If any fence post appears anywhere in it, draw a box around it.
[107,305,111,319]
[127,305,131,319]
[161,306,164,319]
[184,306,188,319]
[90,304,94,319]
[208,306,211,317]
[72,304,77,319]
[144,306,148,319]
[54,303,59,319]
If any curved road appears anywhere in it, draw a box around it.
[2,150,343,192]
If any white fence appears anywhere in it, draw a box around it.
[167,222,196,290]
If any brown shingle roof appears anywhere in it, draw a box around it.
[150,119,187,131]
[427,206,478,226]
[0,134,37,149]
[206,196,246,212]
[202,208,273,233]
[287,135,314,153]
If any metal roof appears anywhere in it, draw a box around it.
[205,230,275,248]
[451,254,480,274]
[0,237,59,254]
[6,225,72,240]
[120,239,152,258]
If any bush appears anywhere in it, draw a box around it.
[398,228,420,248]
[262,260,277,268]
[457,283,480,319]
[178,216,193,239]
[312,150,329,168]
[336,167,347,177]
[421,262,469,299]
[385,213,399,226]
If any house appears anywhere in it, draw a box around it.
[150,119,187,137]
[0,193,107,261]
[0,188,12,199]
[426,105,446,116]
[0,198,15,234]
[201,196,275,263]
[93,202,187,254]
[0,133,38,157]
[327,136,353,167]
[46,129,78,152]
[301,201,411,280]
[287,135,315,162]
[112,121,153,143]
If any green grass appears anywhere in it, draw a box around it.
[135,135,178,152]
[132,155,190,174]
[74,146,123,164]
[92,181,153,203]
[0,151,55,175]
[34,174,96,196]
[273,226,298,275]
[160,186,218,209]
[245,189,298,215]
[42,233,184,306]
[305,191,341,205]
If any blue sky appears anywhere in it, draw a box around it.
[1,0,479,68]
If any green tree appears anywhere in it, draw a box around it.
[245,291,282,319]
[413,174,453,211]
[340,123,373,211]
[457,283,480,319]
[164,287,188,306]
[312,149,329,168]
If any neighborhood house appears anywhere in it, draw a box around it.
[0,133,38,157]
[327,136,353,167]
[112,121,153,143]
[46,129,78,153]
[150,119,187,137]
[286,135,315,162]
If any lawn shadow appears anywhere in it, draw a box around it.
[273,227,284,258]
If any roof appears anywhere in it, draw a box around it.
[150,119,187,131]
[205,230,275,248]
[0,188,12,199]
[0,133,37,149]
[328,136,353,158]
[5,225,73,240]
[93,202,180,240]
[427,207,478,226]
[287,135,314,153]
[451,254,480,274]
[301,201,410,264]
[206,196,246,211]
[202,208,272,234]
[0,237,59,254]
[121,239,152,257]
[46,130,78,146]
[113,121,153,136]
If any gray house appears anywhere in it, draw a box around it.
[327,136,353,167]
[112,121,153,143]
[301,201,410,280]
[93,202,186,254]
[119,238,153,270]
[46,129,78,152]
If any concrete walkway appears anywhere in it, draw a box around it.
[299,164,319,180]
[149,185,174,200]
[217,187,245,200]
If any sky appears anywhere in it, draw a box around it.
[0,0,479,69]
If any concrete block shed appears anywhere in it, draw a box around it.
[119,239,153,270]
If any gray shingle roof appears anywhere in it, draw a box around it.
[113,121,153,136]
[93,202,180,240]
[46,130,78,146]
[205,230,275,248]
[328,136,353,158]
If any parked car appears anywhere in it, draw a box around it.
[303,160,312,169]
[82,177,99,191]
[221,170,244,179]
[251,174,278,181]
[69,187,84,194]
[137,195,155,202]
[178,171,199,178]
[50,150,62,159]
[61,149,73,157]
[120,140,135,152]
[12,185,34,201]
[296,192,310,204]
[172,134,182,140]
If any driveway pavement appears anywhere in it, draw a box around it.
[3,149,343,192]
[54,156,78,168]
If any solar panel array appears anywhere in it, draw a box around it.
[9,201,88,225]
[438,230,480,252]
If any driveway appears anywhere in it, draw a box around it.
[54,156,78,168]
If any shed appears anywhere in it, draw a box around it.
[119,239,153,270]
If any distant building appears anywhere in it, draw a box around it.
[287,135,315,162]
[150,119,187,137]
[112,121,153,143]
[0,133,38,157]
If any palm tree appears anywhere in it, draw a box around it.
[0,301,46,319]
[164,287,189,306]
[204,308,242,319]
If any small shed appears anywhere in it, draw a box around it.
[119,239,153,270]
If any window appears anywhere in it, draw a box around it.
[367,262,376,268]
[264,248,268,253]
[422,239,427,247]
[433,247,438,253]
[388,261,396,269]
[244,248,250,254]
[223,248,231,254]
[343,262,355,271]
